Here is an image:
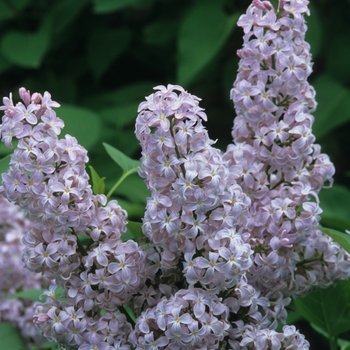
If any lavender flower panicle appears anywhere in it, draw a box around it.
[224,0,350,299]
[0,88,140,349]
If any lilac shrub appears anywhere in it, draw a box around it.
[0,193,49,348]
[0,0,350,349]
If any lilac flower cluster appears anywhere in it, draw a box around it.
[224,0,350,300]
[0,0,349,349]
[0,88,143,349]
[0,193,48,348]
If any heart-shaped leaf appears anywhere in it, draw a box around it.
[1,22,50,68]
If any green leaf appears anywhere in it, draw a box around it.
[46,0,89,36]
[122,220,144,242]
[78,235,90,246]
[103,143,141,198]
[305,5,322,57]
[0,51,12,75]
[0,154,11,185]
[294,279,350,338]
[326,34,350,85]
[0,323,26,349]
[84,82,155,109]
[312,75,350,139]
[1,20,51,68]
[143,19,177,46]
[319,226,350,254]
[88,27,131,80]
[339,338,350,350]
[122,305,136,323]
[103,143,140,174]
[2,289,44,302]
[100,104,138,127]
[0,0,30,21]
[319,184,350,232]
[58,104,102,150]
[178,2,238,86]
[89,166,106,195]
[92,0,150,13]
[113,172,149,204]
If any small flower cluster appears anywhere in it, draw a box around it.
[0,0,349,349]
[0,193,49,348]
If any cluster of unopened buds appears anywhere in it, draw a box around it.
[0,0,350,349]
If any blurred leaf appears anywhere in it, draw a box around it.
[100,104,137,127]
[320,226,350,254]
[46,0,89,36]
[85,82,155,109]
[114,172,149,204]
[313,75,350,139]
[143,19,177,46]
[117,198,145,218]
[0,52,12,74]
[1,20,51,68]
[0,154,11,185]
[294,279,350,338]
[339,338,350,350]
[305,5,322,57]
[2,289,44,302]
[326,34,350,85]
[88,27,131,80]
[92,0,150,13]
[0,0,29,21]
[0,323,26,349]
[178,2,238,86]
[122,220,144,242]
[115,127,140,156]
[89,165,106,194]
[58,104,102,150]
[222,56,239,106]
[319,184,350,231]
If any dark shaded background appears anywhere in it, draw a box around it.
[0,0,350,348]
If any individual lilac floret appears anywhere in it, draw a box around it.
[224,0,350,298]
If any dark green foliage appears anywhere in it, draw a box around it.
[0,0,350,348]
